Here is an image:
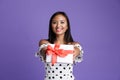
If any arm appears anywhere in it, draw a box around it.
[73,42,80,60]
[72,42,84,62]
[38,39,49,61]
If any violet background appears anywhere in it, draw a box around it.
[0,0,120,80]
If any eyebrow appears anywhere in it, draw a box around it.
[52,20,65,22]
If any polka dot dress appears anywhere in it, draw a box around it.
[36,43,84,80]
[44,63,74,80]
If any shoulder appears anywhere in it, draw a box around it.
[69,41,80,45]
[70,42,81,49]
[39,39,50,46]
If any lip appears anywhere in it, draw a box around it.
[56,28,62,32]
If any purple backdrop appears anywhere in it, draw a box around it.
[0,0,120,80]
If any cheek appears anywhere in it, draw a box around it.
[64,25,68,31]
[51,26,56,33]
[64,23,68,29]
[51,25,56,29]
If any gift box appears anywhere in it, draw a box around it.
[46,44,74,65]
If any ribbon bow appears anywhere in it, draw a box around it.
[46,44,73,65]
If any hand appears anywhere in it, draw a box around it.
[73,46,80,60]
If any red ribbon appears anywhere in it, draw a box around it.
[46,44,73,65]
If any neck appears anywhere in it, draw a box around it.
[54,35,65,44]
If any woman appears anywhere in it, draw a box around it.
[36,11,83,80]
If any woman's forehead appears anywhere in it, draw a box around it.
[52,15,66,21]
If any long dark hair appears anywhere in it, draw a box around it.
[48,11,74,44]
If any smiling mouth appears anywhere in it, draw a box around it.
[56,28,63,32]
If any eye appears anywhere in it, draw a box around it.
[52,21,57,24]
[61,21,64,24]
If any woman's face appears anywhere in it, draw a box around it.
[51,14,68,36]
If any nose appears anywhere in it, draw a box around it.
[56,22,61,27]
